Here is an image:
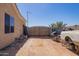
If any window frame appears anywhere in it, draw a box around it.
[4,13,14,34]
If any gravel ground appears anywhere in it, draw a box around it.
[0,37,28,56]
[16,36,77,56]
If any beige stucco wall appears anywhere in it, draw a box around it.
[28,26,50,36]
[0,3,26,49]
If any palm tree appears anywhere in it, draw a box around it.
[50,21,67,32]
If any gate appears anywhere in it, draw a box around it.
[28,26,50,36]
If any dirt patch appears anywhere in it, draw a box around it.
[16,37,77,56]
[0,36,77,56]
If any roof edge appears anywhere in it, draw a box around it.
[12,3,26,24]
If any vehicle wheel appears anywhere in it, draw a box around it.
[65,36,76,52]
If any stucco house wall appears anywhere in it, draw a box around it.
[0,3,26,49]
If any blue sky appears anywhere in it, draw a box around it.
[17,3,79,27]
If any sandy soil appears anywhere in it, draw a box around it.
[16,37,77,56]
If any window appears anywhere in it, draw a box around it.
[5,13,10,33]
[5,13,14,33]
[10,16,14,32]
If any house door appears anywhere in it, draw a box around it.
[23,25,28,36]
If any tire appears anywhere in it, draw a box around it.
[65,36,76,52]
[65,36,72,43]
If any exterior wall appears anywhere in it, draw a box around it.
[0,3,25,49]
[28,26,50,36]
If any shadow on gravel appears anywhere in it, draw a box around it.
[0,37,28,56]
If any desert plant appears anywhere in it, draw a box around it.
[50,21,67,31]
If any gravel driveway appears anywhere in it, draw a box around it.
[16,36,77,56]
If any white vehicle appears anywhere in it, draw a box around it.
[60,30,79,52]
